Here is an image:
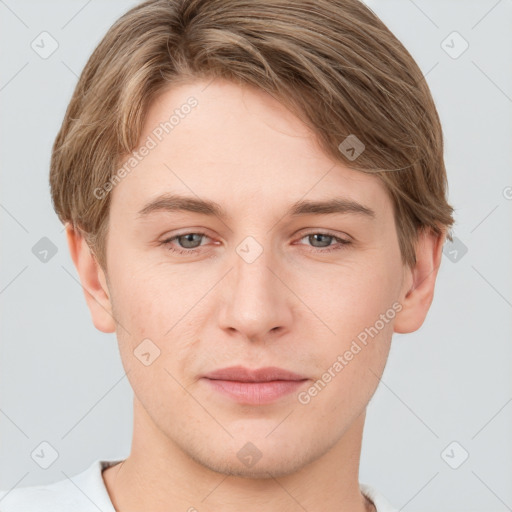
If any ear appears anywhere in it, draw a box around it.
[394,227,446,334]
[65,223,116,333]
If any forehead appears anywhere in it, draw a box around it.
[111,78,391,221]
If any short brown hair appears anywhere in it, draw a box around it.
[50,0,454,272]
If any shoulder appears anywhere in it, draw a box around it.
[360,482,398,512]
[0,459,122,512]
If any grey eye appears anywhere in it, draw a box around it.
[176,233,204,248]
[306,233,334,248]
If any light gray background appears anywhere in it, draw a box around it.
[1,1,511,511]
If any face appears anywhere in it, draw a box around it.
[98,78,410,478]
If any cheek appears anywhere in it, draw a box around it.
[292,257,399,400]
[108,266,204,383]
[109,260,197,333]
[296,308,394,428]
[110,276,198,412]
[296,255,401,341]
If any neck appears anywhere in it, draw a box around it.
[102,398,375,512]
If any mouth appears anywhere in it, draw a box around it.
[201,366,309,405]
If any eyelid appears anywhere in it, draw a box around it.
[160,228,214,242]
[295,228,352,242]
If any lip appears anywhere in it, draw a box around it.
[203,365,307,382]
[202,366,309,405]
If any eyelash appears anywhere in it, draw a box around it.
[159,231,351,256]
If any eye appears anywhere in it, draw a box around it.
[160,232,210,255]
[159,230,352,256]
[295,232,351,253]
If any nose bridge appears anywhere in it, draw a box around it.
[218,234,290,338]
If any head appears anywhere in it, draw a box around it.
[50,0,454,478]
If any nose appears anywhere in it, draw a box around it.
[217,238,294,342]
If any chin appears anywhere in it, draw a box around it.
[201,455,306,480]
[185,439,322,480]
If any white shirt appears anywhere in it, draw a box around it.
[0,459,398,511]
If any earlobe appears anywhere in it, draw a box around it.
[65,223,116,333]
[394,228,446,334]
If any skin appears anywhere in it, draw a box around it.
[66,78,445,512]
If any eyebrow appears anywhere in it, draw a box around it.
[136,193,376,220]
